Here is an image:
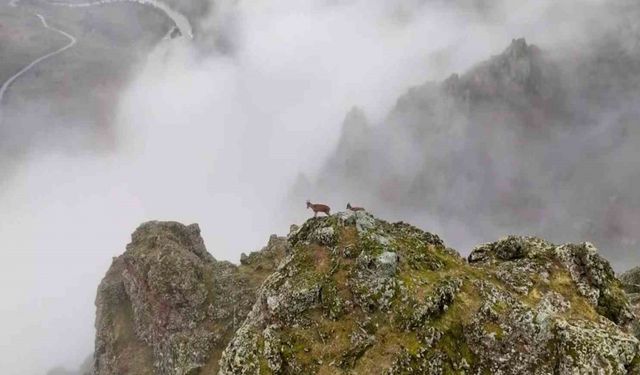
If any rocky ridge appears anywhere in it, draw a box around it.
[95,213,640,374]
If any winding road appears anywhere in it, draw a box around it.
[0,13,77,120]
[0,0,192,120]
[49,0,193,39]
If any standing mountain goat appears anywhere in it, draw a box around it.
[306,200,331,217]
[347,203,365,212]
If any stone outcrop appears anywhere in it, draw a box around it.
[94,221,286,375]
[619,266,640,339]
[210,211,637,374]
[620,266,640,299]
[469,236,634,326]
[95,214,640,374]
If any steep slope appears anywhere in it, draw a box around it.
[94,221,287,375]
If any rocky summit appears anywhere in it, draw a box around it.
[95,213,640,374]
[94,221,287,375]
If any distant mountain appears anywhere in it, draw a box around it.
[293,14,640,268]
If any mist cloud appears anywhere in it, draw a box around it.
[0,0,637,373]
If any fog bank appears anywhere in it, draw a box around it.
[1,0,637,373]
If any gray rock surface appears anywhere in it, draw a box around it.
[95,215,640,374]
[94,221,287,375]
[216,212,639,374]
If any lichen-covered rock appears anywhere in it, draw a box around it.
[94,255,154,375]
[619,266,640,340]
[217,213,640,374]
[95,215,640,374]
[620,267,640,296]
[469,236,634,326]
[94,221,286,375]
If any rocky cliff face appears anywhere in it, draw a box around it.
[94,221,287,375]
[621,267,640,304]
[95,214,640,374]
[619,267,640,339]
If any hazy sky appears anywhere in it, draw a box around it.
[0,0,630,373]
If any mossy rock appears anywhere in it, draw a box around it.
[218,212,639,374]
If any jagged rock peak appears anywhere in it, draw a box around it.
[94,221,287,375]
[128,220,213,262]
[442,37,557,104]
[490,37,543,85]
[469,235,634,325]
[335,106,370,151]
[95,216,640,374]
[343,106,368,130]
[504,38,534,59]
[219,212,639,374]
